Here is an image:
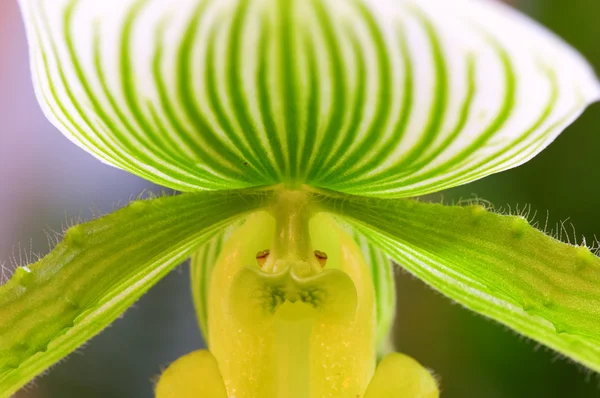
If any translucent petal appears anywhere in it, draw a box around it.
[19,0,599,194]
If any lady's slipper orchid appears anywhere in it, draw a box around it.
[2,0,600,396]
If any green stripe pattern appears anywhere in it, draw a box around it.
[317,190,600,372]
[19,0,600,197]
[0,190,270,397]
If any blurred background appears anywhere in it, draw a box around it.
[1,0,600,397]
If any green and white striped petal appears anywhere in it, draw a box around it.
[20,0,599,195]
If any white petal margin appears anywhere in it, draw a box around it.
[19,0,600,194]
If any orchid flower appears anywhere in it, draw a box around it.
[2,0,600,396]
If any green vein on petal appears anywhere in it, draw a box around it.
[19,0,600,194]
[314,0,396,185]
[305,0,349,183]
[226,0,279,182]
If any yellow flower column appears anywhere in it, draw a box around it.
[209,190,375,397]
[157,190,438,398]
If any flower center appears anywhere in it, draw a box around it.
[207,190,377,398]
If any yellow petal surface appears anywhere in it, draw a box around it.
[364,353,439,398]
[155,350,228,398]
[208,210,376,398]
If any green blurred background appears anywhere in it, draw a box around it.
[1,0,600,397]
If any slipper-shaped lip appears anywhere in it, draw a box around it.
[230,264,358,328]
